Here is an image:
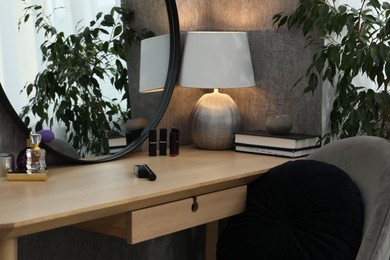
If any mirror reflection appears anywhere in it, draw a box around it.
[0,0,171,160]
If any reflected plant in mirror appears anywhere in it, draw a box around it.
[18,2,153,157]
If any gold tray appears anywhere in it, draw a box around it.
[7,172,49,181]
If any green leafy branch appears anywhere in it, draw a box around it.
[18,2,153,157]
[273,0,390,142]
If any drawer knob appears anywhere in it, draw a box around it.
[191,197,199,212]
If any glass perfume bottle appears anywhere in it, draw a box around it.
[16,136,32,171]
[26,133,46,174]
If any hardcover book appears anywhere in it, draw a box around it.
[108,136,127,148]
[234,130,321,149]
[235,144,319,158]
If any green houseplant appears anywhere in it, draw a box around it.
[19,3,153,157]
[273,0,390,142]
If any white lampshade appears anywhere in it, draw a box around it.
[139,34,170,93]
[178,31,255,89]
[178,31,255,150]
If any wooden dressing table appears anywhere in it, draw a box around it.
[0,146,290,260]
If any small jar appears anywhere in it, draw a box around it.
[0,153,14,176]
[265,115,293,135]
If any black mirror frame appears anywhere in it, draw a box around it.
[0,0,180,164]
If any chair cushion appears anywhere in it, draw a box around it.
[217,160,364,260]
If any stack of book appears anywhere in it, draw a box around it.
[108,136,127,154]
[234,130,321,158]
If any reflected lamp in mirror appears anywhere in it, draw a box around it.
[178,31,255,150]
[126,34,170,144]
[139,34,170,93]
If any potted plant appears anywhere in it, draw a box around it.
[19,3,153,157]
[273,0,390,143]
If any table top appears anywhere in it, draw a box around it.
[0,147,290,240]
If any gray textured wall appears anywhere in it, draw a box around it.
[18,226,205,260]
[0,0,322,259]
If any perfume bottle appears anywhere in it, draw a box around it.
[16,135,32,171]
[26,133,46,173]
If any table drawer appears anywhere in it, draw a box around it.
[129,185,247,244]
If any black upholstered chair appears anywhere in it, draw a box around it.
[217,136,390,260]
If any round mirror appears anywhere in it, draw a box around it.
[0,0,180,163]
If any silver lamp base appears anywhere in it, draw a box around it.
[190,89,242,150]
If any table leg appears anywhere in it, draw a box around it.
[205,221,218,260]
[0,238,17,260]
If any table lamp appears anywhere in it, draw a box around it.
[139,34,170,93]
[178,31,255,150]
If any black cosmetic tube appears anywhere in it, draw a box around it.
[171,128,180,155]
[159,128,167,156]
[149,129,157,156]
